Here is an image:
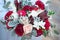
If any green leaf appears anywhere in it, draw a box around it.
[21,36,25,40]
[51,24,56,28]
[43,30,48,37]
[54,30,59,35]
[3,1,11,9]
[21,33,32,40]
[48,10,55,15]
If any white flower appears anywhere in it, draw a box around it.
[33,21,40,30]
[8,1,16,12]
[23,24,33,34]
[19,16,29,25]
[33,20,45,30]
[28,9,44,17]
[9,12,18,22]
[39,21,45,29]
[8,21,18,27]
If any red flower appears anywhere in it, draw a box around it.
[44,19,50,30]
[33,7,38,11]
[22,5,39,11]
[17,10,26,16]
[35,1,45,10]
[37,10,49,21]
[22,5,32,11]
[4,11,13,21]
[33,28,43,37]
[36,29,43,37]
[15,24,24,36]
[4,11,14,29]
[31,6,39,11]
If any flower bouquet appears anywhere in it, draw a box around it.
[0,0,59,40]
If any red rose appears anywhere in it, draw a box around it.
[22,5,39,11]
[44,19,50,30]
[4,11,13,21]
[36,29,43,37]
[15,24,24,36]
[22,5,32,11]
[31,6,39,11]
[33,28,43,37]
[17,10,26,16]
[35,1,45,10]
[4,11,14,29]
[33,7,38,11]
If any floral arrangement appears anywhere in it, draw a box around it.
[1,0,59,40]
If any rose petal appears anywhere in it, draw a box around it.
[17,10,26,16]
[44,19,50,30]
[4,11,13,20]
[35,1,45,10]
[15,24,24,36]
